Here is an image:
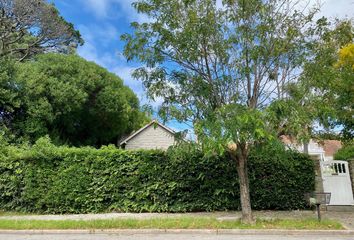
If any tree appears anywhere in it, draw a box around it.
[122,0,321,223]
[0,59,18,123]
[0,58,19,143]
[336,43,354,69]
[333,42,354,139]
[0,0,83,61]
[1,53,148,146]
[297,20,353,140]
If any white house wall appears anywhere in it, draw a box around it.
[289,140,326,161]
[125,125,175,150]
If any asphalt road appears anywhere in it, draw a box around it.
[1,233,353,240]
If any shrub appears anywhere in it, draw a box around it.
[334,143,354,160]
[0,138,315,213]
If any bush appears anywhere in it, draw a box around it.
[0,138,315,213]
[334,144,354,160]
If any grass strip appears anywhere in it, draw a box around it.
[0,217,343,230]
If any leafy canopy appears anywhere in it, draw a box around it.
[1,54,148,146]
[297,20,354,139]
[122,0,321,151]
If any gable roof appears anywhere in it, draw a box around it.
[119,120,176,145]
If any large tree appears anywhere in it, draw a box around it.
[0,59,18,123]
[0,0,83,61]
[297,20,354,140]
[1,54,148,146]
[122,0,322,223]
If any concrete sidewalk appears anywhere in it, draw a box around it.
[1,211,353,229]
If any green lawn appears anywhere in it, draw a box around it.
[0,217,343,230]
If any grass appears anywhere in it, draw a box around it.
[0,217,343,230]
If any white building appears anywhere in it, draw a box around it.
[281,136,342,161]
[119,120,177,150]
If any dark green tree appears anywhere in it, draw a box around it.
[0,59,18,123]
[1,54,148,146]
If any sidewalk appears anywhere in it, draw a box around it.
[1,211,353,229]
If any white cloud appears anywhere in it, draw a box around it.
[85,0,110,18]
[116,0,151,23]
[83,0,353,24]
[316,0,354,19]
[82,0,150,22]
[78,23,119,45]
[322,0,354,18]
[112,66,141,89]
[111,66,165,108]
[77,24,119,67]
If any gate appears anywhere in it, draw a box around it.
[321,160,354,205]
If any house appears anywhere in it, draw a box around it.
[321,140,343,161]
[120,120,177,150]
[281,136,342,161]
[281,136,354,206]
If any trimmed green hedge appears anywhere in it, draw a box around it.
[334,144,354,160]
[0,138,315,213]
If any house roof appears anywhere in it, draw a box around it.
[321,140,342,157]
[280,135,295,145]
[280,135,342,157]
[119,120,176,145]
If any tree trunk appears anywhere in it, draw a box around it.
[303,141,309,154]
[230,146,254,224]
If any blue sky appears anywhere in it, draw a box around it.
[52,0,352,133]
[53,0,190,132]
[53,0,147,102]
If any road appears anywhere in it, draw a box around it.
[1,233,353,240]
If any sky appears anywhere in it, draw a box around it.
[52,0,353,132]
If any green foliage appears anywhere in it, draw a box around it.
[195,105,275,155]
[122,0,324,222]
[0,138,315,213]
[299,20,354,139]
[0,59,20,127]
[249,142,315,210]
[122,0,321,146]
[1,54,148,146]
[334,144,354,160]
[0,0,83,61]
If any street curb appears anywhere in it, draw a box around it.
[0,229,353,235]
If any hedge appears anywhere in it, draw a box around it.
[334,144,354,160]
[0,138,315,213]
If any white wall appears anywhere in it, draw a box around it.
[125,125,175,150]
